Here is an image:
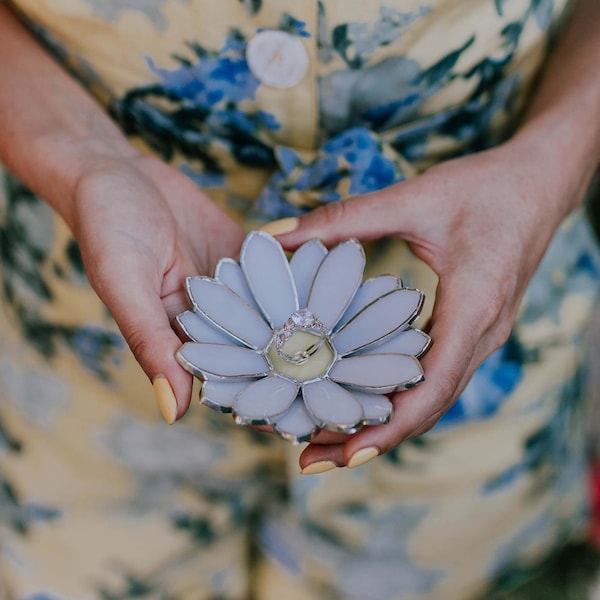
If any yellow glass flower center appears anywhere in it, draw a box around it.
[267,330,335,382]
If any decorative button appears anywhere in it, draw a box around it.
[246,30,309,89]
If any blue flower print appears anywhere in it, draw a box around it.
[67,324,125,381]
[111,32,283,180]
[322,5,432,70]
[257,127,405,220]
[146,36,260,106]
[439,335,524,427]
[479,356,589,499]
[278,13,311,38]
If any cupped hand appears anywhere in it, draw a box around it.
[268,139,580,470]
[70,154,244,420]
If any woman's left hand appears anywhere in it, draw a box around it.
[267,137,584,471]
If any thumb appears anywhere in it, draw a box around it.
[89,260,193,425]
[261,183,419,249]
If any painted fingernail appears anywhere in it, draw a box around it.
[153,375,178,425]
[260,217,299,237]
[301,461,337,475]
[347,447,379,468]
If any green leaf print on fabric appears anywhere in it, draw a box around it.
[110,31,282,185]
[0,418,60,538]
[484,542,600,600]
[383,436,434,466]
[496,0,555,64]
[532,0,554,30]
[0,477,60,537]
[0,172,124,381]
[418,36,475,88]
[171,512,216,544]
[97,575,154,600]
[239,0,262,17]
[0,174,55,305]
[495,0,508,16]
[501,21,524,50]
[65,237,86,277]
[327,6,431,70]
[278,12,311,37]
[80,0,187,32]
[496,0,555,29]
[0,417,22,454]
[93,502,270,599]
[482,364,588,495]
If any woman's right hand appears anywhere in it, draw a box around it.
[71,154,245,422]
[0,5,245,421]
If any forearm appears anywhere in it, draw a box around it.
[511,0,600,216]
[0,4,140,230]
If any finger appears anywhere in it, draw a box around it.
[262,184,423,250]
[300,272,490,469]
[405,297,514,442]
[309,429,352,445]
[404,347,488,440]
[350,362,460,465]
[299,443,346,474]
[89,253,193,423]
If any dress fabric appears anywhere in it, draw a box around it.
[0,1,599,599]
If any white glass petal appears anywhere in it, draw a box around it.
[186,277,272,349]
[332,289,424,356]
[233,375,299,424]
[177,342,270,380]
[351,391,393,425]
[175,310,240,345]
[272,397,319,443]
[365,328,431,358]
[335,275,399,331]
[289,239,328,308]
[200,380,249,413]
[215,258,259,310]
[329,354,424,393]
[307,240,365,332]
[240,231,298,328]
[302,379,364,432]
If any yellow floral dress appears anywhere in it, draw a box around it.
[1,1,599,599]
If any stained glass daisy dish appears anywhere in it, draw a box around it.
[175,231,431,443]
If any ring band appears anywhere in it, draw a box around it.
[275,309,327,365]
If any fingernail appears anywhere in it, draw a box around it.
[153,375,178,425]
[347,447,379,468]
[260,218,299,237]
[301,461,337,475]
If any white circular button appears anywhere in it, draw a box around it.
[246,30,309,89]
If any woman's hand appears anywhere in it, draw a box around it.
[72,155,244,422]
[265,0,600,472]
[0,6,245,422]
[267,136,587,470]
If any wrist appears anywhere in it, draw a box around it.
[0,4,143,231]
[507,115,598,220]
[5,118,140,231]
[506,0,600,217]
[23,120,142,231]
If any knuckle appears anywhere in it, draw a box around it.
[318,201,349,230]
[435,371,462,405]
[479,289,505,328]
[491,319,513,350]
[409,417,438,439]
[125,327,150,367]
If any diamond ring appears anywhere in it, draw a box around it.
[275,309,328,365]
